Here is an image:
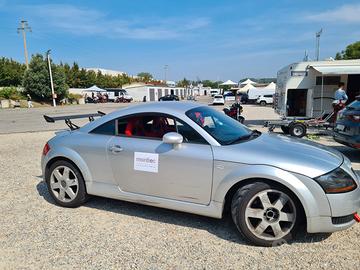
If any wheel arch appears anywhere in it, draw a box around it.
[223,178,306,225]
[44,147,93,184]
[213,165,330,223]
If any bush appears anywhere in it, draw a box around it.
[67,93,83,103]
[0,87,24,100]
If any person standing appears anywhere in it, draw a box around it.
[27,94,34,108]
[332,82,348,122]
[334,82,348,103]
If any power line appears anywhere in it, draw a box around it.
[17,20,32,69]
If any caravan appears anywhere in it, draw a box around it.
[275,59,360,118]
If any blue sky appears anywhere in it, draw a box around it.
[0,0,360,81]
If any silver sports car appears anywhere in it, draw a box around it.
[41,102,360,246]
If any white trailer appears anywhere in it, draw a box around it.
[275,59,360,118]
[265,59,360,137]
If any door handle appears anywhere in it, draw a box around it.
[109,145,123,153]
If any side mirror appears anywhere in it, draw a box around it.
[162,132,183,145]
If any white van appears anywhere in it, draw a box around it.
[247,88,275,102]
[210,89,220,97]
[106,89,133,102]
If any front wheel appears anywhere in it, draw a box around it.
[46,160,88,207]
[231,182,299,246]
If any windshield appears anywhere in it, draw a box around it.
[186,106,257,145]
[348,100,360,110]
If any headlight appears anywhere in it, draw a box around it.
[315,167,357,193]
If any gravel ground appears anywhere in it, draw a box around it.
[0,129,359,269]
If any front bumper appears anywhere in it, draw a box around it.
[307,169,360,233]
[333,131,360,149]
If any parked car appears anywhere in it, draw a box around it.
[212,94,225,105]
[159,94,179,101]
[222,92,236,102]
[42,102,360,246]
[210,89,220,97]
[247,89,275,103]
[256,94,274,106]
[333,96,360,149]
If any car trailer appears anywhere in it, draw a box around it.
[264,111,334,138]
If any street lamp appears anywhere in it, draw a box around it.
[46,50,56,107]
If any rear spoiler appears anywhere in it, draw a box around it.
[43,111,106,130]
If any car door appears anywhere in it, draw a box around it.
[107,113,214,205]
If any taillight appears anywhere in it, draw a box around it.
[42,143,50,156]
[348,115,360,122]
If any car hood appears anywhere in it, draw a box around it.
[212,133,343,178]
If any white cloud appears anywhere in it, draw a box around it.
[306,4,360,23]
[17,4,210,40]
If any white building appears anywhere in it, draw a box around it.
[123,84,192,101]
[276,59,360,117]
[85,68,126,76]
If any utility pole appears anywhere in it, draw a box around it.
[164,64,168,83]
[17,20,31,69]
[46,50,56,107]
[315,28,323,61]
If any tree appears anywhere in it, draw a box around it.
[335,41,360,60]
[137,72,153,82]
[177,78,190,87]
[22,54,68,100]
[0,57,26,86]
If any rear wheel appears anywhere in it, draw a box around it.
[231,182,299,246]
[289,123,307,138]
[46,160,88,207]
[260,101,266,106]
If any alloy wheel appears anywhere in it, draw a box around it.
[50,166,79,203]
[244,189,296,241]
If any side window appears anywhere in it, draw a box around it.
[175,119,208,144]
[90,120,115,135]
[117,115,176,139]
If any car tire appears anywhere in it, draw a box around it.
[280,126,290,134]
[46,160,88,208]
[231,182,300,246]
[289,123,307,138]
[260,101,266,106]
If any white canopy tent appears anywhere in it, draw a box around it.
[264,82,276,90]
[220,80,237,87]
[85,85,107,92]
[240,79,256,85]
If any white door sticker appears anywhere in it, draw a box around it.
[134,152,159,173]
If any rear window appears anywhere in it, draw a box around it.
[214,95,223,98]
[90,120,115,135]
